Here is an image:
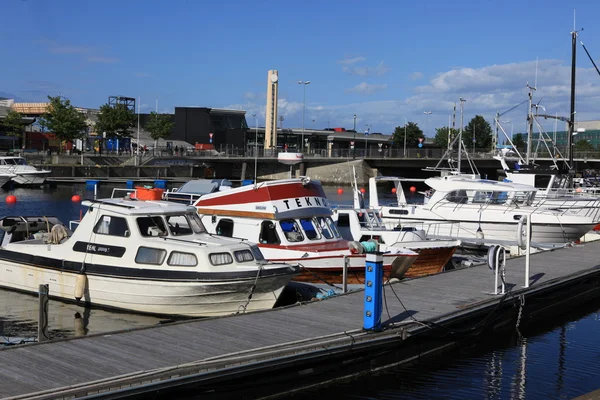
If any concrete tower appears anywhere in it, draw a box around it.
[265,70,279,150]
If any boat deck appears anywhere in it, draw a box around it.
[1,240,600,399]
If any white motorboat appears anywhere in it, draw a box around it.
[369,175,597,246]
[494,154,600,222]
[0,198,298,317]
[165,177,418,284]
[0,156,50,185]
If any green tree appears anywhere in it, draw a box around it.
[574,139,596,152]
[512,133,526,153]
[145,112,174,152]
[38,96,88,152]
[463,115,492,150]
[95,103,136,140]
[392,121,423,148]
[1,110,25,150]
[433,126,460,148]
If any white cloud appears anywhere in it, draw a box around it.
[343,61,391,77]
[227,59,600,135]
[346,82,388,95]
[410,72,424,80]
[337,56,366,65]
[243,92,257,100]
[38,38,120,64]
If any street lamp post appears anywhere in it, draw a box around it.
[253,113,258,184]
[353,114,356,159]
[423,111,432,137]
[364,124,371,157]
[298,81,310,152]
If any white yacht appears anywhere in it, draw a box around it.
[0,198,298,317]
[369,175,597,246]
[494,154,600,222]
[0,156,50,185]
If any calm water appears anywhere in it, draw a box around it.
[1,183,599,399]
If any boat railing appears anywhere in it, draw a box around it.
[535,195,600,221]
[69,220,80,231]
[110,188,136,199]
[162,190,203,205]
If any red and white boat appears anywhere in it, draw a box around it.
[166,178,418,284]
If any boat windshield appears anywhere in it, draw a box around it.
[280,219,304,242]
[299,218,320,240]
[165,214,206,236]
[3,158,27,166]
[314,216,333,239]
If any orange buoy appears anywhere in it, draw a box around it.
[409,186,417,193]
[337,188,344,194]
[5,195,16,204]
[360,188,366,194]
[391,187,397,194]
[71,195,81,202]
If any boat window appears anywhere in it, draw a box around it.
[93,216,130,237]
[315,217,333,239]
[187,213,206,233]
[135,247,167,265]
[511,191,533,206]
[473,191,492,203]
[325,217,341,238]
[137,216,167,237]
[216,219,234,237]
[446,190,468,204]
[259,221,280,244]
[389,209,409,215]
[535,175,552,189]
[167,251,198,266]
[337,214,350,227]
[165,215,193,236]
[356,212,367,227]
[552,175,569,189]
[234,249,254,263]
[250,245,266,261]
[280,219,304,242]
[209,252,233,266]
[299,218,320,240]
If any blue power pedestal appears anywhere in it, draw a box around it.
[363,252,384,331]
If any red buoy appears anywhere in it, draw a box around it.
[409,186,417,193]
[71,195,81,202]
[337,188,344,194]
[391,187,397,194]
[360,188,366,194]
[5,195,16,204]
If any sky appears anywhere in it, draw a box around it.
[2,0,600,138]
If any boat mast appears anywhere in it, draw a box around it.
[568,28,578,171]
[526,84,535,166]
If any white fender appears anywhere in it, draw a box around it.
[75,273,87,301]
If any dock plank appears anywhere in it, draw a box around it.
[1,241,600,398]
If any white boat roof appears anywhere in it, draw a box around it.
[176,179,233,195]
[0,156,25,160]
[425,176,538,192]
[82,198,197,215]
[371,176,427,182]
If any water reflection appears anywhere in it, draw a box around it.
[0,289,168,341]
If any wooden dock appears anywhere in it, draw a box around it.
[1,241,600,399]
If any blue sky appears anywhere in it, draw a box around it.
[2,0,600,137]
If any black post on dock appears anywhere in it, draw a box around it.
[38,284,49,342]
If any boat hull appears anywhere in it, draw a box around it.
[404,246,457,278]
[11,172,49,185]
[0,260,294,317]
[265,253,417,284]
